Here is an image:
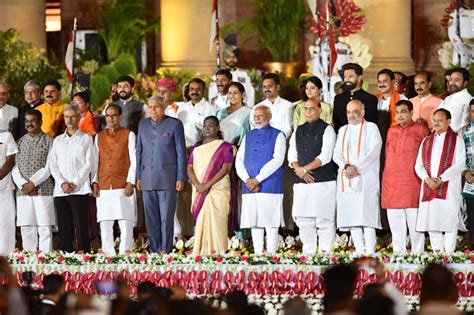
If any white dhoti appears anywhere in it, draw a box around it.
[292,181,336,253]
[241,193,284,254]
[97,189,136,255]
[0,190,16,255]
[16,196,55,253]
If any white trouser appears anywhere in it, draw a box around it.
[0,190,16,255]
[428,231,457,253]
[100,220,134,255]
[350,227,376,254]
[251,227,279,254]
[295,217,335,253]
[387,208,425,253]
[21,226,53,253]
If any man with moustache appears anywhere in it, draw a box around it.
[209,42,255,107]
[410,72,442,129]
[177,78,216,148]
[393,71,408,99]
[49,104,95,252]
[333,99,382,254]
[0,82,18,135]
[376,69,407,140]
[110,75,147,134]
[18,80,43,138]
[12,109,55,252]
[438,67,472,132]
[288,99,337,253]
[136,96,187,253]
[209,69,232,109]
[415,108,466,253]
[381,100,429,253]
[36,80,67,137]
[251,73,294,138]
[236,105,286,254]
[333,63,378,132]
[157,77,180,118]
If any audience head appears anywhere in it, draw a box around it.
[414,71,433,97]
[432,108,451,134]
[346,99,365,125]
[42,274,66,303]
[24,109,43,135]
[227,81,246,106]
[420,263,458,306]
[377,69,395,95]
[357,283,395,315]
[395,100,414,127]
[448,67,470,94]
[24,80,41,105]
[342,63,364,92]
[157,77,177,105]
[42,80,62,105]
[116,75,135,101]
[322,264,357,313]
[253,105,272,129]
[188,78,206,104]
[137,281,157,302]
[262,73,280,101]
[215,69,233,95]
[283,297,311,315]
[302,76,323,101]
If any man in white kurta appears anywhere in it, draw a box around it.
[12,109,55,252]
[0,130,18,255]
[438,67,472,132]
[92,104,136,255]
[288,99,337,253]
[0,82,18,135]
[251,73,294,138]
[333,100,383,254]
[415,108,466,253]
[176,78,217,147]
[236,105,286,254]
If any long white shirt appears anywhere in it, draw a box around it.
[288,124,337,219]
[333,121,382,230]
[377,94,408,112]
[210,93,229,110]
[176,98,217,147]
[251,96,294,138]
[209,68,255,107]
[438,88,472,132]
[0,104,18,131]
[0,131,18,191]
[235,131,286,228]
[48,130,95,197]
[415,131,466,232]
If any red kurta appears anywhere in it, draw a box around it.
[381,122,430,208]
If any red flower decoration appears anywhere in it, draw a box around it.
[167,257,173,263]
[195,256,201,263]
[330,256,337,264]
[240,255,248,262]
[299,255,307,263]
[211,249,216,255]
[138,256,146,263]
[272,256,279,263]
[38,256,44,263]
[470,256,474,263]
[383,256,389,263]
[310,0,366,38]
[440,0,466,30]
[57,256,64,263]
[83,255,91,263]
[216,257,223,263]
[18,256,24,262]
[107,258,113,264]
[443,256,450,264]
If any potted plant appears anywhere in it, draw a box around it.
[223,0,308,76]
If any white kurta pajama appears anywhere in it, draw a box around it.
[438,88,472,132]
[93,131,137,255]
[333,121,383,254]
[0,131,18,255]
[288,124,337,253]
[415,131,466,253]
[236,131,286,254]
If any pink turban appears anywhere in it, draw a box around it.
[156,77,177,93]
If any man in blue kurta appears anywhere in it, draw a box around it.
[136,95,187,253]
[235,105,286,254]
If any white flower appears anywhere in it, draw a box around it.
[285,236,295,248]
[278,235,285,248]
[438,41,453,69]
[339,35,373,69]
[231,237,240,250]
[185,236,195,248]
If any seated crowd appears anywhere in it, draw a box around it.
[0,62,472,257]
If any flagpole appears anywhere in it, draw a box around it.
[456,0,461,64]
[325,0,331,102]
[215,0,221,69]
[71,17,77,100]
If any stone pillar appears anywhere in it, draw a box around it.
[355,0,414,85]
[0,0,46,48]
[160,0,216,75]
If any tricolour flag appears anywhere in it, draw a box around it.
[209,0,218,52]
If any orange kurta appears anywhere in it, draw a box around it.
[381,122,430,209]
[410,94,442,130]
[36,100,67,137]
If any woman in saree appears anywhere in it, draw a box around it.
[216,82,251,146]
[187,116,234,255]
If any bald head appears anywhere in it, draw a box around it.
[253,105,272,129]
[346,100,365,125]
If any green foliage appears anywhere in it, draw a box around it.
[90,74,110,110]
[0,29,62,106]
[98,64,120,84]
[98,0,159,61]
[223,0,307,62]
[113,53,137,77]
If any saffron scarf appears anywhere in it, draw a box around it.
[341,121,364,192]
[378,89,400,127]
[421,127,457,202]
